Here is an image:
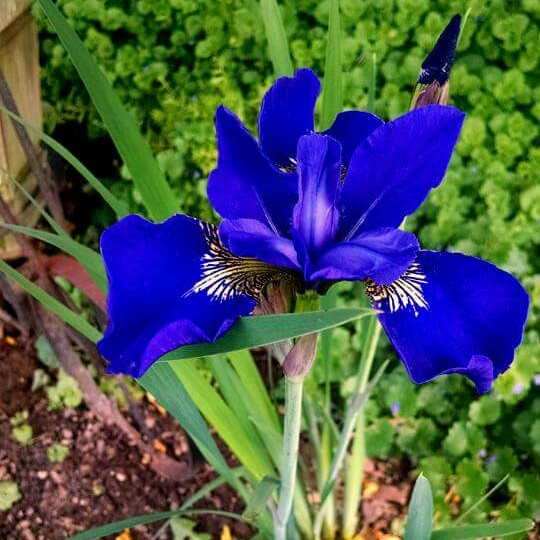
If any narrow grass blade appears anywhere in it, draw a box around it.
[313,361,389,538]
[65,508,248,540]
[0,260,102,343]
[243,476,280,521]
[171,360,275,479]
[180,468,245,510]
[431,519,534,540]
[403,474,433,540]
[8,175,67,236]
[456,474,509,523]
[260,0,293,76]
[141,363,276,536]
[37,0,177,221]
[458,7,473,47]
[0,106,128,218]
[342,312,382,537]
[0,224,106,292]
[320,0,342,130]
[161,308,373,362]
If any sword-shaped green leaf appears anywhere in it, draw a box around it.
[320,0,343,130]
[260,0,293,76]
[37,0,177,221]
[431,519,534,540]
[0,224,106,292]
[0,260,102,343]
[404,474,433,540]
[0,105,128,218]
[161,308,373,362]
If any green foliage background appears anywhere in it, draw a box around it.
[36,0,539,528]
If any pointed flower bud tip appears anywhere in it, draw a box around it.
[418,14,461,86]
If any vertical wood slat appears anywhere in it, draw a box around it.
[0,0,43,257]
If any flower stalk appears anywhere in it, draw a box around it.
[275,376,305,540]
[275,292,319,539]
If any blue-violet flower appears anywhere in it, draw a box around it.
[97,68,529,394]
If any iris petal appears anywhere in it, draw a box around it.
[258,68,321,167]
[323,110,383,166]
[309,228,419,284]
[339,105,465,237]
[97,214,255,377]
[208,106,297,234]
[377,250,529,393]
[292,134,342,263]
[219,218,300,271]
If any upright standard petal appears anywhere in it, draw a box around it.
[323,110,383,166]
[207,106,297,234]
[375,251,529,393]
[339,105,465,238]
[292,134,342,263]
[258,68,321,167]
[98,214,255,377]
[309,228,419,285]
[219,218,300,271]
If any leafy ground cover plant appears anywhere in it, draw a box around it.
[0,0,537,539]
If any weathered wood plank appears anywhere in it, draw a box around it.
[0,18,42,177]
[0,1,42,257]
[0,0,31,35]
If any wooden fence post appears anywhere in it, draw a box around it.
[0,0,43,257]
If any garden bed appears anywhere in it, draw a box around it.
[0,337,417,540]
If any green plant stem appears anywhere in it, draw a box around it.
[275,377,304,540]
[342,317,381,538]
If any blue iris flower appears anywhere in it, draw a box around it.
[97,68,529,393]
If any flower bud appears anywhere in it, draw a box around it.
[257,281,294,316]
[257,281,296,362]
[411,14,461,109]
[282,333,318,381]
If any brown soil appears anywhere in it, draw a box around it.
[0,339,251,540]
[0,338,416,540]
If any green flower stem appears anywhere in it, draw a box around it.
[342,317,382,538]
[275,377,305,540]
